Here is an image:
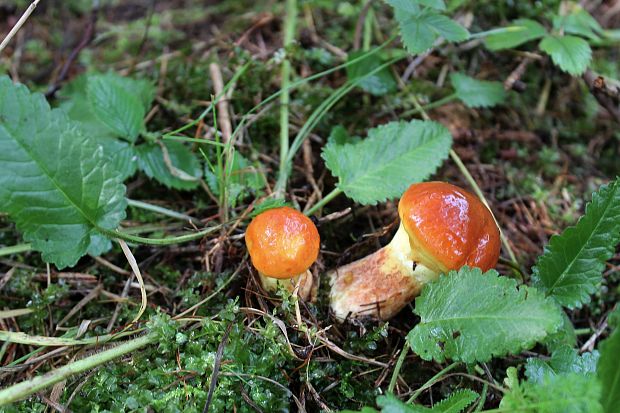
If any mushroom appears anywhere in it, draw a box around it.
[245,206,320,301]
[329,181,501,320]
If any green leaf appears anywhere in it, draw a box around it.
[421,389,479,413]
[87,234,113,257]
[531,179,620,308]
[347,51,397,96]
[61,73,154,143]
[539,35,592,76]
[86,73,149,142]
[372,391,478,413]
[500,372,603,413]
[598,323,620,412]
[58,74,118,141]
[328,125,361,146]
[543,312,577,352]
[376,394,421,412]
[59,74,146,181]
[484,19,546,51]
[0,76,126,268]
[394,9,469,54]
[137,141,202,190]
[95,138,139,181]
[449,72,506,108]
[425,14,469,42]
[385,0,421,14]
[525,346,599,384]
[554,6,602,41]
[408,267,562,363]
[386,0,445,12]
[416,0,445,10]
[422,390,479,412]
[322,119,452,205]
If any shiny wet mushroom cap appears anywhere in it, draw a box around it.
[245,206,320,300]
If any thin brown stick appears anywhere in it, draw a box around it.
[56,284,102,329]
[0,0,42,55]
[209,63,233,144]
[583,69,620,123]
[45,1,98,97]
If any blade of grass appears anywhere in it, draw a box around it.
[127,199,199,224]
[275,0,298,199]
[0,243,32,257]
[0,333,157,406]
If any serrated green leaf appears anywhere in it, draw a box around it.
[554,6,602,41]
[408,267,562,363]
[372,390,477,413]
[0,76,126,268]
[59,74,118,141]
[60,75,145,181]
[95,138,139,181]
[386,0,445,12]
[425,390,478,412]
[539,35,592,76]
[328,125,361,146]
[449,72,506,108]
[500,373,603,413]
[416,0,445,10]
[598,324,620,412]
[137,141,202,190]
[484,19,546,51]
[347,51,397,96]
[543,312,577,352]
[424,13,469,41]
[87,234,113,257]
[532,179,620,308]
[385,0,421,14]
[394,10,469,54]
[86,74,147,142]
[377,394,422,412]
[322,120,452,205]
[107,74,155,111]
[525,346,599,384]
[61,73,154,144]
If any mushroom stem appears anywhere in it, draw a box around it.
[328,223,438,320]
[259,270,315,302]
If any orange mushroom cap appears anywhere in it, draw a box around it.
[398,182,500,273]
[245,207,320,279]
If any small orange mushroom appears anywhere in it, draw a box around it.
[329,182,500,320]
[245,206,320,301]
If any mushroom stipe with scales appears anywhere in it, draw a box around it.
[329,181,501,321]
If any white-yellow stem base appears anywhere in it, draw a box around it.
[328,223,438,321]
[259,269,316,302]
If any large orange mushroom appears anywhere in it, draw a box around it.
[329,182,500,320]
[245,206,320,301]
